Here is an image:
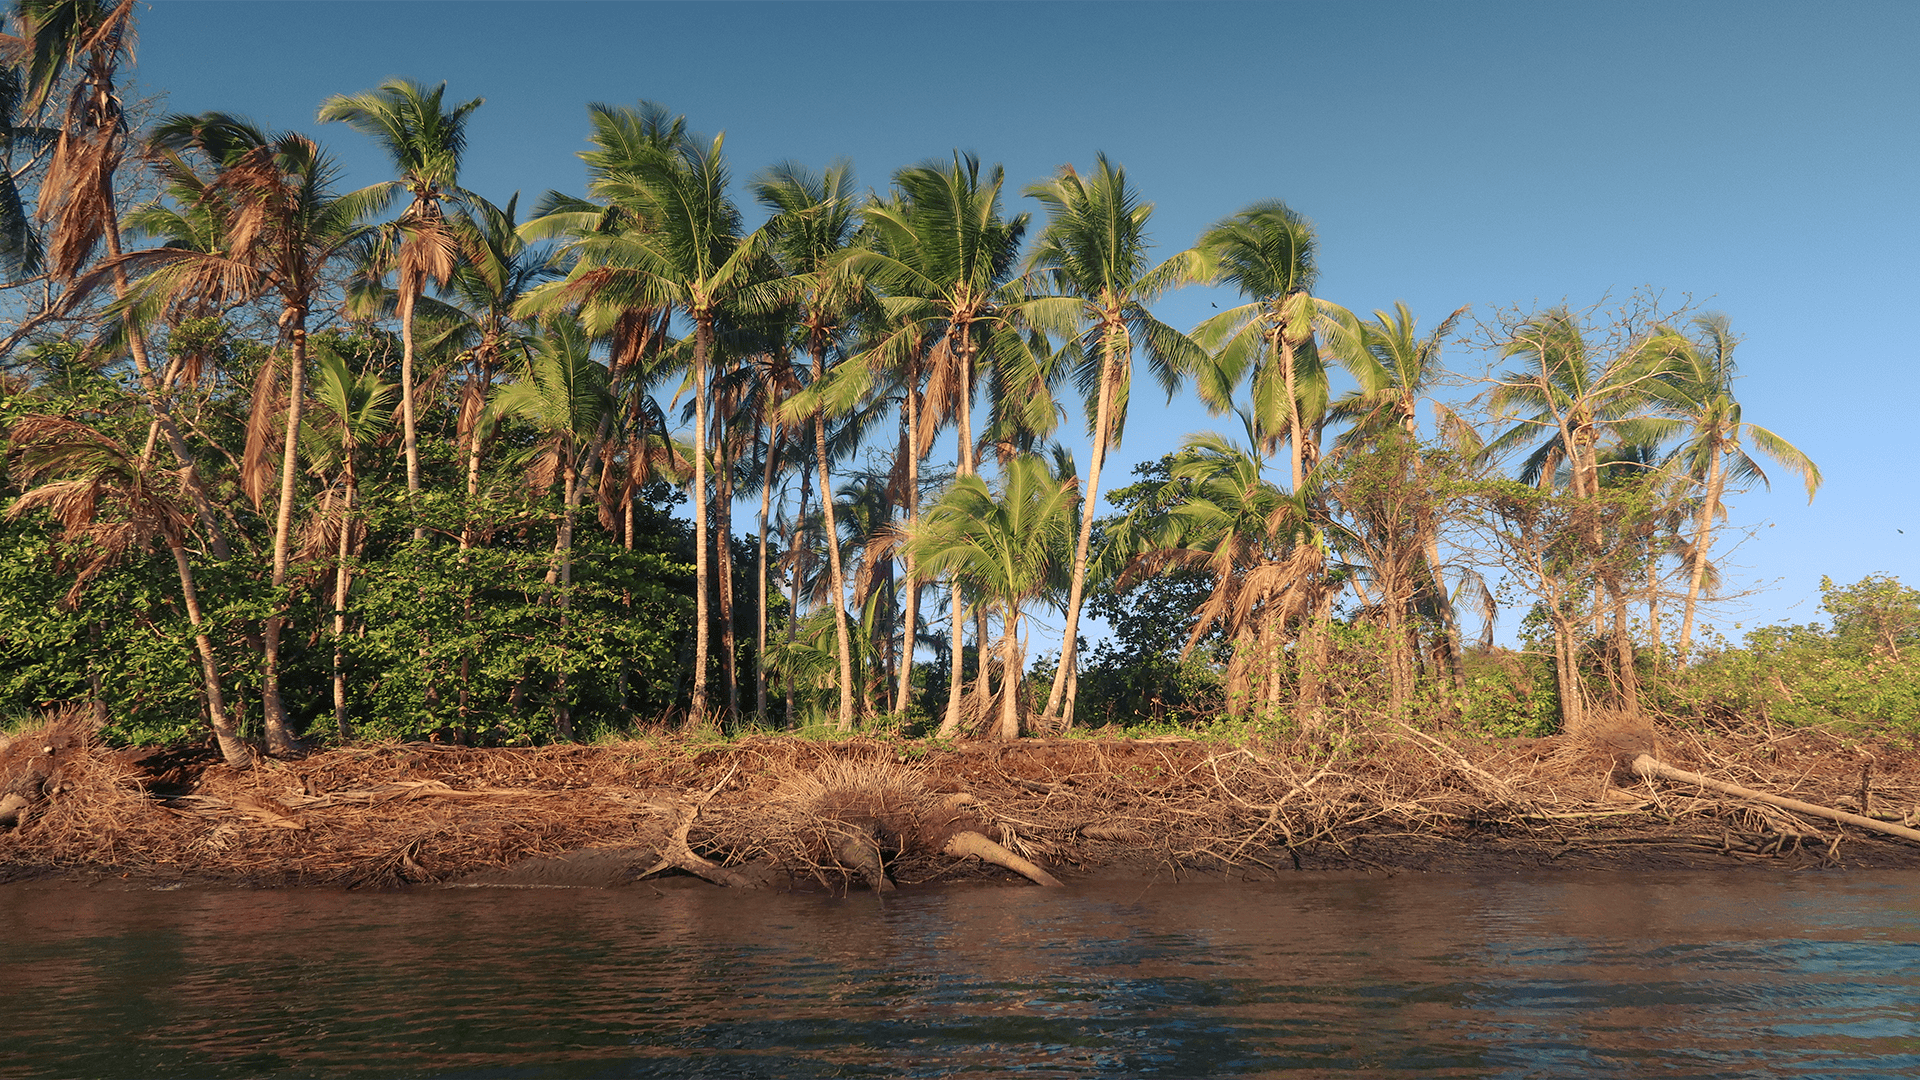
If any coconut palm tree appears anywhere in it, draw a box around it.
[9,0,235,553]
[318,79,482,538]
[487,315,614,739]
[1650,313,1821,657]
[902,454,1078,740]
[1119,431,1327,722]
[6,414,253,766]
[521,102,773,726]
[301,342,396,740]
[130,112,378,754]
[842,154,1033,732]
[1022,154,1207,727]
[754,159,867,730]
[1330,302,1475,695]
[433,193,554,544]
[1191,201,1376,493]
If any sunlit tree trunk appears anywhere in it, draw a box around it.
[260,322,310,756]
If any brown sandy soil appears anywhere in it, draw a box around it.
[3,712,1919,891]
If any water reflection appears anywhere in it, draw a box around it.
[1,871,1917,1077]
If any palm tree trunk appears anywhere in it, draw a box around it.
[998,608,1022,740]
[972,605,993,715]
[1677,451,1724,659]
[399,285,426,543]
[937,330,981,737]
[170,543,253,768]
[756,440,776,727]
[813,344,855,732]
[690,316,712,725]
[895,363,921,714]
[260,322,309,756]
[717,471,740,724]
[1042,326,1121,725]
[331,467,357,743]
[104,222,232,560]
[1281,331,1305,494]
[786,473,806,726]
[554,453,578,741]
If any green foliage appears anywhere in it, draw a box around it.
[338,530,691,743]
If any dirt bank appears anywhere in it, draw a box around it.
[4,714,1918,890]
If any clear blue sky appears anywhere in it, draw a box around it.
[135,0,1917,644]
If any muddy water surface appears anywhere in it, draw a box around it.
[2,870,1917,1077]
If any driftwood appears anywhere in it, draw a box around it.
[1631,754,1920,845]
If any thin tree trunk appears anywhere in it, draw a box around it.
[399,286,426,543]
[972,605,993,716]
[171,543,253,768]
[813,344,855,732]
[717,473,740,724]
[331,469,356,743]
[105,223,232,559]
[1281,331,1305,494]
[895,361,921,714]
[1043,326,1120,725]
[939,327,979,737]
[554,453,577,741]
[1677,450,1724,659]
[786,473,805,726]
[756,439,776,727]
[690,316,711,725]
[260,322,309,756]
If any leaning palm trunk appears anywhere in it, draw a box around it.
[170,544,253,768]
[1042,334,1121,725]
[107,221,233,559]
[1677,451,1725,659]
[260,322,311,756]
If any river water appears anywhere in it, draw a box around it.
[2,870,1917,1078]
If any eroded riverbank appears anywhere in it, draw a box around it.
[4,716,1919,891]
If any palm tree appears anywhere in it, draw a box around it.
[845,153,1032,732]
[301,342,397,740]
[1485,306,1677,728]
[902,454,1077,740]
[131,112,378,754]
[1192,201,1375,493]
[1330,302,1474,696]
[1119,431,1327,722]
[755,159,867,730]
[436,193,554,544]
[1652,314,1821,657]
[9,0,233,555]
[6,414,253,766]
[319,79,483,539]
[521,102,772,726]
[1022,154,1207,727]
[487,315,614,739]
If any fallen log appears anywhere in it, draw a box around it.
[1631,754,1920,845]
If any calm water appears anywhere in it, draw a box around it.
[2,870,1917,1078]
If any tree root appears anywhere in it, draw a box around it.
[943,829,1064,887]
